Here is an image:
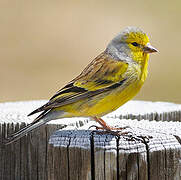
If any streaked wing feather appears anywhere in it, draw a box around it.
[28,52,129,116]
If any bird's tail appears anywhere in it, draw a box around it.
[3,109,64,145]
[4,119,46,145]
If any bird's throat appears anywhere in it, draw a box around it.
[140,53,149,82]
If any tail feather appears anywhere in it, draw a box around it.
[4,109,64,145]
[27,104,49,116]
[4,120,46,145]
[8,123,34,138]
[8,110,50,138]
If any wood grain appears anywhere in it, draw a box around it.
[49,129,181,180]
[0,100,181,180]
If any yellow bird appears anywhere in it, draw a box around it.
[5,26,158,144]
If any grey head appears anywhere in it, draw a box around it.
[105,26,147,62]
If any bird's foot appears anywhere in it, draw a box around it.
[88,124,130,131]
[90,116,152,143]
[89,125,152,143]
[91,116,131,131]
[88,124,131,136]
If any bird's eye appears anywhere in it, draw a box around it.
[131,42,139,47]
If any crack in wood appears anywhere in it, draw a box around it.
[140,137,150,180]
[116,136,120,180]
[173,135,181,145]
[67,136,71,180]
[90,133,95,180]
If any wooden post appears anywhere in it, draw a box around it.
[0,100,181,180]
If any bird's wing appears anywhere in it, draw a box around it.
[28,53,129,116]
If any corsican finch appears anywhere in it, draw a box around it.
[5,26,158,144]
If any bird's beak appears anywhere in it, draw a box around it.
[143,43,158,53]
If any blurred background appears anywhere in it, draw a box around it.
[1,0,181,103]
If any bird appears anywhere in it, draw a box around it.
[5,26,158,144]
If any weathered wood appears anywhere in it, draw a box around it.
[93,133,118,180]
[107,101,181,122]
[49,128,181,180]
[48,130,92,180]
[0,100,181,180]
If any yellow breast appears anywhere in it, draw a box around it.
[60,56,149,118]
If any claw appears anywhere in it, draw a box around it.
[88,125,100,130]
[111,125,131,131]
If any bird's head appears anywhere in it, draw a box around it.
[106,26,158,63]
